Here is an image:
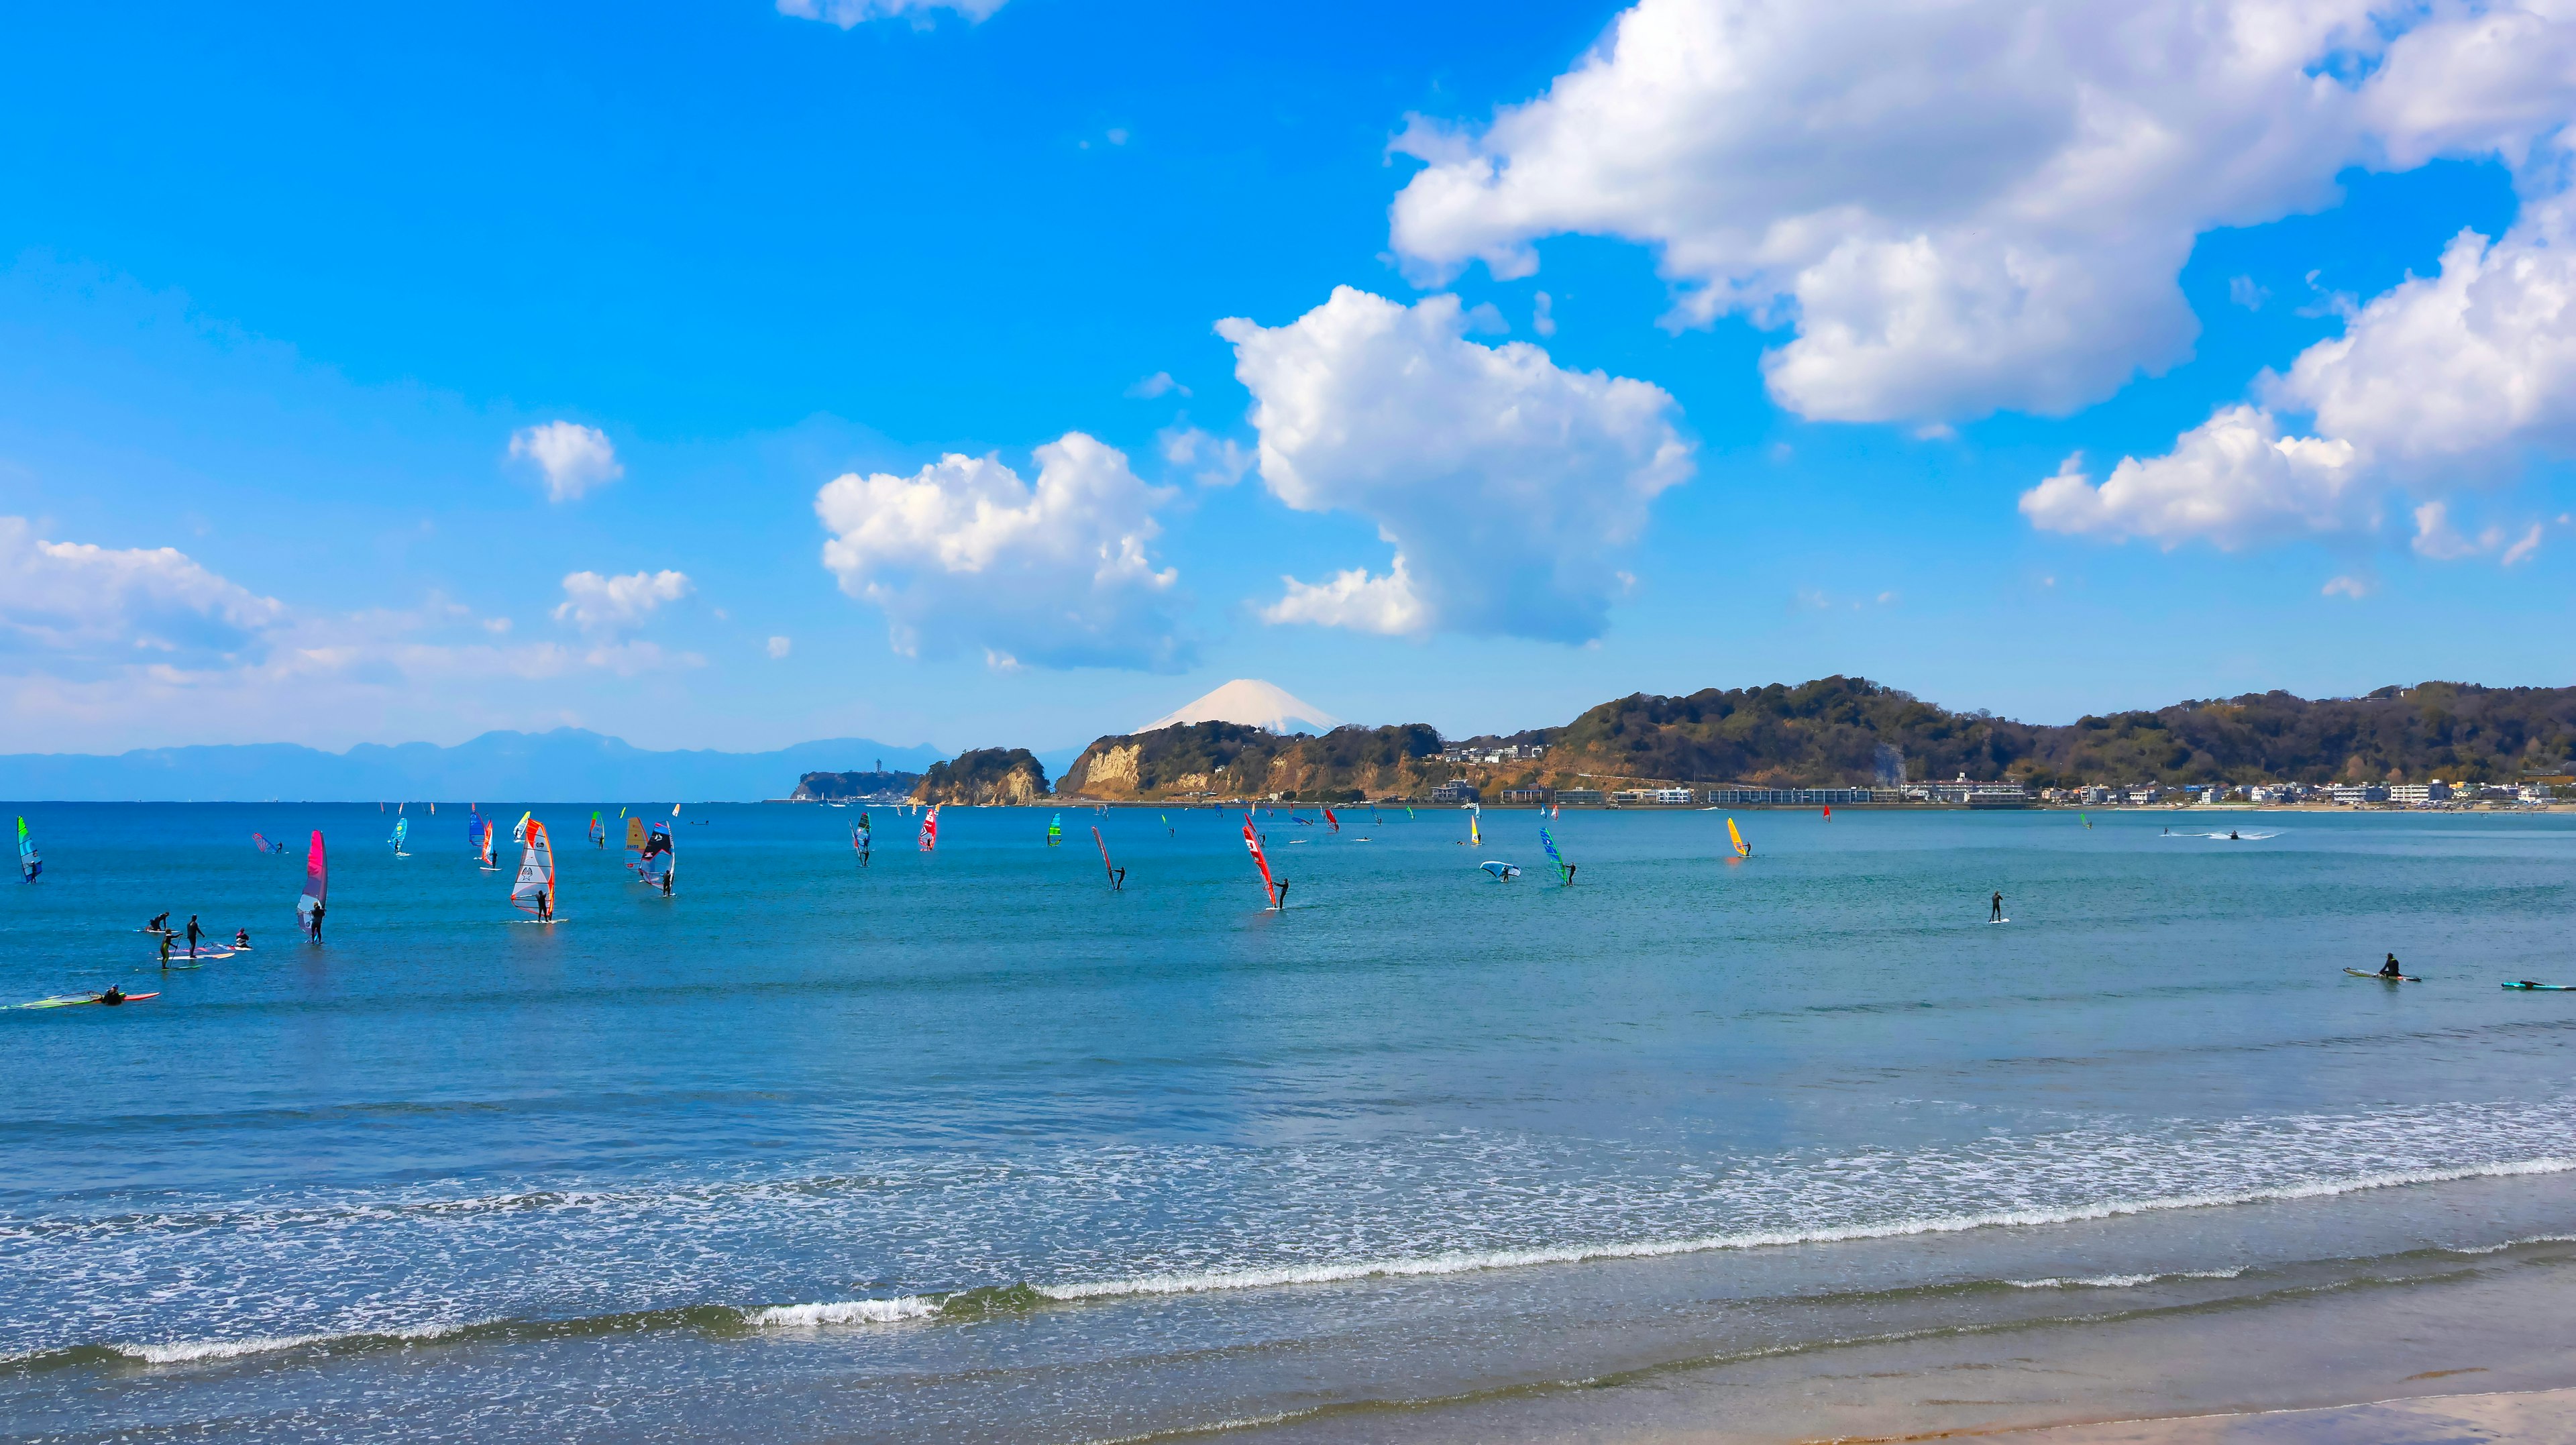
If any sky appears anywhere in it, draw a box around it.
[6,0,2576,758]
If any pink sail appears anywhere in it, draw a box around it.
[297,831,327,921]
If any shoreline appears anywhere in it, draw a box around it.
[1223,1231,2576,1445]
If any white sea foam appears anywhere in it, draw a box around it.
[746,1297,940,1328]
[1034,1157,2575,1303]
[2006,1267,2245,1289]
[109,1320,465,1364]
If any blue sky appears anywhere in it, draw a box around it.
[6,0,2575,757]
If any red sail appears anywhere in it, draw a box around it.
[1241,814,1277,903]
[297,831,327,920]
[1322,808,1340,832]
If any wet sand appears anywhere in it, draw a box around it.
[1231,1235,2576,1445]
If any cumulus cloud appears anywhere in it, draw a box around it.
[813,433,1189,670]
[2032,206,2576,558]
[0,517,286,663]
[766,635,792,659]
[1218,287,1692,642]
[2019,407,2363,549]
[1387,0,2576,424]
[776,0,1005,23]
[1157,423,1253,486]
[553,570,694,633]
[0,518,698,750]
[508,421,623,502]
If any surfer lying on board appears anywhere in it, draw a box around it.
[1990,891,2004,922]
[2381,953,2404,979]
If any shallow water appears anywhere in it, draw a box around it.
[2,804,2571,1441]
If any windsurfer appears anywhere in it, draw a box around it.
[1112,867,1126,892]
[1989,890,2005,922]
[538,888,555,922]
[659,869,673,898]
[307,902,324,941]
[233,928,250,949]
[1272,879,1289,910]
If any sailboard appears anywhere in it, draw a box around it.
[297,831,327,928]
[512,819,555,916]
[16,816,39,883]
[1727,817,1751,857]
[641,821,674,889]
[2080,811,2093,829]
[588,812,605,847]
[1241,813,1283,908]
[918,804,941,853]
[1538,821,1573,886]
[1093,826,1123,890]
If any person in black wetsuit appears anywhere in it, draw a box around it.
[158,932,172,969]
[184,915,202,957]
[1990,890,2005,922]
[307,902,325,941]
[101,985,126,1006]
[659,867,673,898]
[2380,953,2404,978]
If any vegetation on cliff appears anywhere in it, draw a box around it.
[1055,721,1448,801]
[792,769,922,800]
[913,748,1050,805]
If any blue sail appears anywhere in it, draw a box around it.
[1539,822,1571,885]
[15,816,38,883]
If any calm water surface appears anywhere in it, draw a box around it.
[2,804,2571,1441]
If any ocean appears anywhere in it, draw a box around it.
[2,802,2571,1442]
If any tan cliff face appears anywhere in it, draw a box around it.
[1057,721,1452,800]
[912,747,1051,806]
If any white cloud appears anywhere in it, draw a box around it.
[0,519,696,750]
[776,0,1004,25]
[2269,219,2576,470]
[1126,371,1189,399]
[2040,208,2576,558]
[2019,406,2363,549]
[1258,559,1432,635]
[1157,423,1253,486]
[0,517,286,663]
[2229,276,2269,311]
[1217,286,1693,642]
[1532,290,1556,337]
[508,421,623,503]
[766,635,792,659]
[2322,574,2373,599]
[1387,0,2576,424]
[813,432,1189,670]
[553,570,693,633]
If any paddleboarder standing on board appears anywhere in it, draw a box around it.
[1990,890,2004,922]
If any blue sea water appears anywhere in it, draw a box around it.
[1,803,2572,1442]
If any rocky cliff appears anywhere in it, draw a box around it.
[1055,722,1451,801]
[912,747,1051,805]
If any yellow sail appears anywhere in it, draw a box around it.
[1727,816,1750,857]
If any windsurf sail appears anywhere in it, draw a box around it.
[252,831,273,854]
[1727,817,1751,857]
[512,820,555,915]
[641,822,674,889]
[1468,805,1481,847]
[1539,821,1572,885]
[1481,861,1520,880]
[1092,825,1120,889]
[588,812,605,847]
[478,818,496,868]
[851,818,871,856]
[1822,805,1831,821]
[918,804,941,852]
[1161,812,1173,837]
[389,816,409,854]
[625,816,645,856]
[1047,812,1062,847]
[2080,811,2093,829]
[513,812,531,845]
[1322,807,1340,833]
[15,816,38,883]
[1241,813,1280,907]
[297,831,327,923]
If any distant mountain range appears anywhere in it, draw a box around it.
[0,729,951,802]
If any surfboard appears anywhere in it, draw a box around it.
[2502,980,2574,990]
[2346,968,2422,981]
[25,991,160,1008]
[1986,918,2010,925]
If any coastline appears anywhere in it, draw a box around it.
[1220,1230,2576,1445]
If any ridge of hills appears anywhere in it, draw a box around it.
[1040,677,2576,802]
